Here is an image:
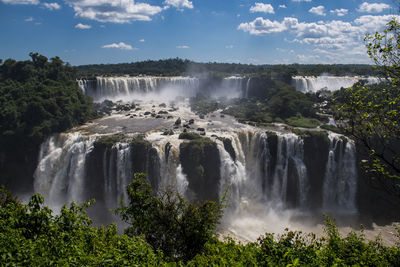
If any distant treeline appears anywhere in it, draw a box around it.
[76,58,383,77]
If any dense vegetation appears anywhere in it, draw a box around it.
[189,75,323,128]
[1,181,399,266]
[77,58,382,77]
[0,53,95,152]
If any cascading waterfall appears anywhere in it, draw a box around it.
[245,77,251,98]
[292,76,382,93]
[32,128,359,233]
[33,132,95,209]
[323,133,357,213]
[77,76,250,101]
[101,143,132,208]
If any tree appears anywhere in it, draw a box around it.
[337,12,400,196]
[116,173,225,262]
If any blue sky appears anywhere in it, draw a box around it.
[0,0,397,65]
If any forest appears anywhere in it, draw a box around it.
[77,58,382,77]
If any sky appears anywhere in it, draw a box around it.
[0,0,398,65]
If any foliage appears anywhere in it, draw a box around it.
[336,13,400,196]
[76,58,381,77]
[221,87,319,127]
[286,116,321,128]
[1,185,400,265]
[116,173,224,262]
[0,187,161,266]
[0,53,95,152]
[179,132,202,140]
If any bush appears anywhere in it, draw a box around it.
[116,173,225,262]
[179,132,202,140]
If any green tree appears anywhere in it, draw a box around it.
[337,12,400,196]
[116,173,225,262]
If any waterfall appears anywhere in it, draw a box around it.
[176,164,189,197]
[32,128,359,227]
[245,77,251,98]
[323,133,357,213]
[292,76,381,93]
[102,143,132,207]
[33,133,95,209]
[77,76,249,101]
[217,132,308,211]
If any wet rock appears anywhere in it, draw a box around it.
[167,115,173,119]
[144,111,151,115]
[189,119,195,124]
[155,115,162,119]
[197,128,205,132]
[174,117,181,125]
[162,130,174,136]
[159,103,167,108]
[199,114,205,119]
[158,110,169,114]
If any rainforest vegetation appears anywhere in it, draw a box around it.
[1,181,399,266]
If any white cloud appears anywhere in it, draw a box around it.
[102,42,134,50]
[1,0,39,4]
[279,5,287,9]
[225,45,234,49]
[297,54,320,62]
[43,2,61,10]
[139,39,145,42]
[238,14,400,63]
[176,45,189,49]
[309,6,325,16]
[238,17,298,35]
[357,2,390,13]
[292,0,311,2]
[330,8,348,17]
[75,23,91,29]
[25,16,34,21]
[65,0,163,23]
[164,0,193,10]
[250,3,274,14]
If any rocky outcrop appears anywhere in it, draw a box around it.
[302,131,330,210]
[179,138,221,201]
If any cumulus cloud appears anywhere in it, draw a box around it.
[279,5,287,9]
[330,8,348,17]
[309,6,325,16]
[250,3,274,14]
[75,23,91,29]
[102,42,134,50]
[25,16,34,21]
[65,0,163,23]
[176,45,189,48]
[225,45,234,49]
[1,0,39,4]
[139,39,145,42]
[43,2,60,10]
[164,0,193,10]
[238,17,298,35]
[238,14,400,62]
[357,2,390,13]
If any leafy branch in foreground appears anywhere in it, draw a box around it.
[336,12,400,197]
[116,173,225,262]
